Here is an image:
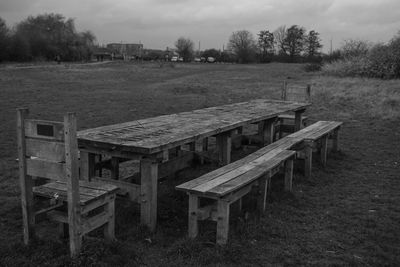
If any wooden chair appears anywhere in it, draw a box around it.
[276,81,311,138]
[17,108,118,257]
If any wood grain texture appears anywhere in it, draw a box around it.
[78,99,310,154]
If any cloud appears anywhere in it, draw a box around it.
[0,0,399,50]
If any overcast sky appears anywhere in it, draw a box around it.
[1,0,399,52]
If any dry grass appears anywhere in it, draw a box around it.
[0,62,399,266]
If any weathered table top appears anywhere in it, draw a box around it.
[78,99,310,155]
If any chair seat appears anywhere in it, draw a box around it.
[33,180,118,206]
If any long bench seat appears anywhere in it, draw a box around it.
[176,120,342,244]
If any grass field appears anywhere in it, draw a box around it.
[0,62,399,266]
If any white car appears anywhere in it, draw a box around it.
[171,56,178,62]
[207,57,215,63]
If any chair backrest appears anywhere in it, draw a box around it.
[281,81,311,103]
[17,108,80,198]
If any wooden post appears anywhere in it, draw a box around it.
[257,174,269,213]
[188,141,196,152]
[162,150,169,162]
[64,113,82,257]
[258,118,275,145]
[80,151,96,181]
[284,158,294,192]
[332,129,340,152]
[306,84,311,103]
[281,81,287,100]
[304,141,313,179]
[294,109,305,132]
[188,194,199,238]
[110,157,119,180]
[104,197,115,241]
[140,158,158,232]
[17,108,35,245]
[216,200,230,245]
[320,136,328,167]
[202,138,208,152]
[216,132,232,166]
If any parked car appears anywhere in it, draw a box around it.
[207,57,216,63]
[171,56,178,62]
[178,57,184,62]
[194,57,201,62]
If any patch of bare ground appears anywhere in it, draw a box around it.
[0,62,398,266]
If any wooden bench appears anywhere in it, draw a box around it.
[176,148,296,245]
[17,109,118,257]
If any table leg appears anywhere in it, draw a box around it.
[80,151,96,181]
[217,132,232,166]
[110,157,119,180]
[140,158,158,232]
[294,109,305,132]
[258,118,275,145]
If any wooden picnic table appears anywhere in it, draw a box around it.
[77,99,310,231]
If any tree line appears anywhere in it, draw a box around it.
[174,25,323,63]
[0,14,96,62]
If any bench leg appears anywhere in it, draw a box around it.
[332,129,340,152]
[216,200,230,245]
[104,197,116,242]
[257,174,269,213]
[304,141,313,178]
[110,157,119,180]
[284,158,294,192]
[188,194,199,239]
[80,151,96,181]
[68,221,82,257]
[320,136,328,167]
[217,132,232,166]
[140,158,158,232]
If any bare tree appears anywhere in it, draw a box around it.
[0,17,9,61]
[228,30,256,63]
[175,37,194,61]
[273,25,286,55]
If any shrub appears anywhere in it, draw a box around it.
[304,62,322,72]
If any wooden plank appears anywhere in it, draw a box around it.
[17,108,35,245]
[77,99,310,154]
[304,140,313,179]
[188,194,199,239]
[64,113,81,257]
[206,150,295,196]
[25,119,65,141]
[216,132,231,166]
[25,138,65,162]
[320,135,328,167]
[33,185,93,203]
[91,177,139,202]
[304,121,342,140]
[26,158,65,181]
[191,149,293,194]
[81,210,109,235]
[284,158,294,192]
[216,200,230,245]
[140,158,158,232]
[158,151,194,179]
[103,199,115,241]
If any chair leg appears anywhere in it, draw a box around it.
[69,223,82,257]
[104,197,116,242]
[216,200,230,245]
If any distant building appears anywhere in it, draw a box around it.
[92,47,112,61]
[106,43,143,60]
